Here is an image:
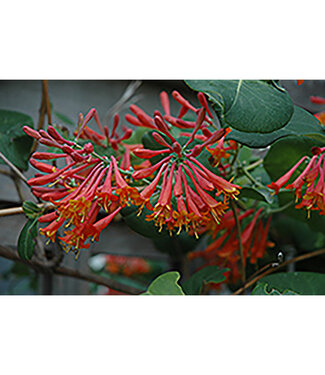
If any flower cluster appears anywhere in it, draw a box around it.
[125,89,214,131]
[131,108,240,237]
[268,146,325,216]
[188,208,274,283]
[105,255,151,276]
[23,90,241,257]
[23,115,140,256]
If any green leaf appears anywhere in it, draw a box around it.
[17,219,38,260]
[252,282,298,295]
[185,80,293,133]
[0,109,34,170]
[253,272,325,295]
[182,265,229,295]
[228,106,325,148]
[22,201,43,219]
[142,271,185,295]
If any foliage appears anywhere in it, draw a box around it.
[2,79,325,295]
[0,109,34,170]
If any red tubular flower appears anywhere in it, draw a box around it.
[125,90,215,132]
[24,118,143,255]
[314,111,325,125]
[105,254,151,276]
[267,156,308,194]
[188,208,273,283]
[310,96,325,105]
[268,147,325,216]
[131,107,240,236]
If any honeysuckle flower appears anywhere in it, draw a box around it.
[105,255,151,276]
[268,147,325,216]
[314,111,325,125]
[23,121,141,255]
[207,133,237,167]
[75,109,133,151]
[125,90,214,132]
[131,109,241,236]
[188,208,274,283]
[310,96,325,105]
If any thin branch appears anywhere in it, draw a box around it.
[0,203,48,218]
[0,245,142,295]
[31,80,51,153]
[42,80,52,125]
[0,206,24,217]
[233,247,325,295]
[230,199,246,283]
[0,151,28,185]
[245,159,263,171]
[104,80,142,125]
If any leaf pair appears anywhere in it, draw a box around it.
[142,265,228,295]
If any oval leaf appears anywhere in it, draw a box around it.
[142,271,185,295]
[0,109,34,170]
[228,106,325,148]
[182,265,229,295]
[185,80,293,134]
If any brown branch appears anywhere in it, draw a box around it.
[0,203,48,217]
[0,206,24,217]
[37,93,46,132]
[31,80,52,153]
[233,247,325,295]
[230,200,246,283]
[0,245,142,295]
[42,80,52,125]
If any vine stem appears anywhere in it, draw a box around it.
[266,200,294,215]
[230,199,246,284]
[0,207,24,217]
[233,247,325,295]
[42,80,52,125]
[0,244,142,295]
[31,80,52,153]
[0,203,47,217]
[240,163,265,188]
[245,158,263,171]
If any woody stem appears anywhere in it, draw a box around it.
[0,244,142,295]
[42,80,52,125]
[233,247,325,295]
[230,199,246,284]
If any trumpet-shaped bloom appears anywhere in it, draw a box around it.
[188,208,274,283]
[131,108,240,237]
[23,117,140,255]
[268,147,325,216]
